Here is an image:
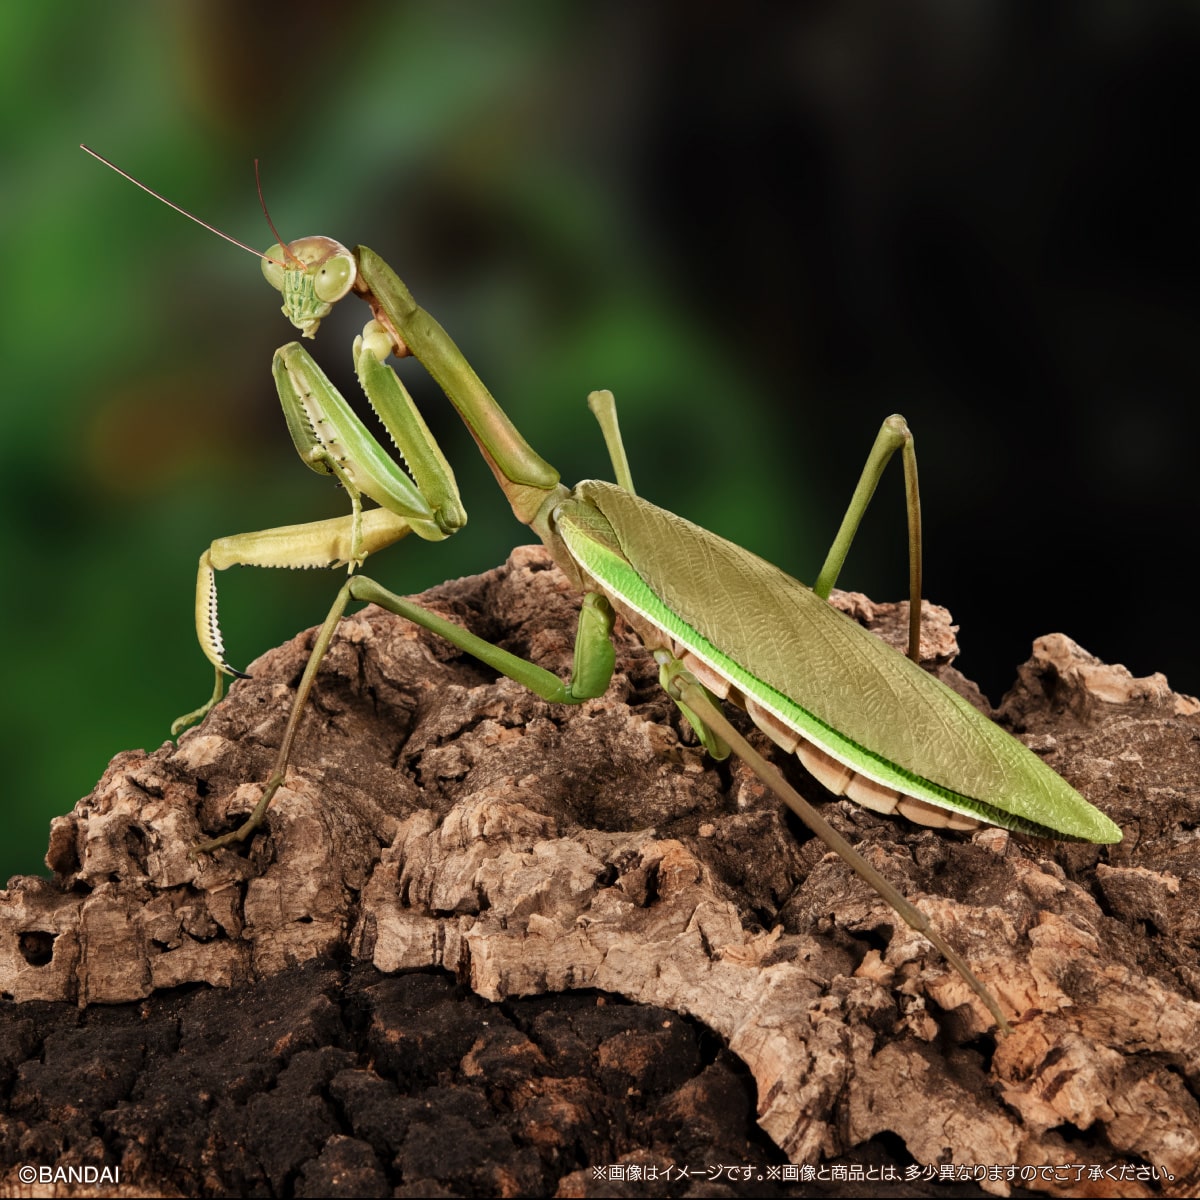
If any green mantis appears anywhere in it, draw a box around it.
[85,148,1122,1037]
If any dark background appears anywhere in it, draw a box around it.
[3,1,1197,880]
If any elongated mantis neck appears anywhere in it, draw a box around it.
[354,246,562,528]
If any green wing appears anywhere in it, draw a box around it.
[555,480,1119,843]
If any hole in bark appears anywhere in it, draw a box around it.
[853,926,892,958]
[1055,1119,1099,1145]
[870,1130,917,1168]
[18,931,56,967]
[779,803,817,849]
[124,823,149,872]
[645,863,661,905]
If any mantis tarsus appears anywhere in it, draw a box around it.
[85,147,1122,1037]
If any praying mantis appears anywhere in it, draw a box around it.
[84,148,1122,1036]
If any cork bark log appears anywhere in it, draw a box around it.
[3,545,1199,1196]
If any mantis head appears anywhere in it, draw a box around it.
[261,237,357,338]
[78,147,359,340]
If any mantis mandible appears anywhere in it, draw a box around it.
[84,147,1122,1036]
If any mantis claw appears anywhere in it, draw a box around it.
[171,664,228,736]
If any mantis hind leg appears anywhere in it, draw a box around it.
[587,390,636,495]
[812,415,923,663]
[658,654,1011,1035]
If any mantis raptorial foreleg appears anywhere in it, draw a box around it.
[172,329,467,736]
[172,507,416,734]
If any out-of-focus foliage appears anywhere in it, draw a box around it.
[3,2,1198,880]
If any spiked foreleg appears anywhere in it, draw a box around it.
[171,508,413,734]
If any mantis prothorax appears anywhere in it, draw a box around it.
[85,147,1122,1037]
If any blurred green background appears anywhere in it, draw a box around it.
[3,2,1198,881]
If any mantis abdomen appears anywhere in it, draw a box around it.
[555,480,1121,845]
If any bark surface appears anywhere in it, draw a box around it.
[2,546,1198,1197]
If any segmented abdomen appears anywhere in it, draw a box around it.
[673,645,981,831]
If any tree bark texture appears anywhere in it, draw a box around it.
[2,546,1198,1196]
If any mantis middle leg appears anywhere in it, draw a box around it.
[192,575,618,853]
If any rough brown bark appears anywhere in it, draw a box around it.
[2,545,1198,1196]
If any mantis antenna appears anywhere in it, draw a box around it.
[80,144,291,268]
[252,160,305,269]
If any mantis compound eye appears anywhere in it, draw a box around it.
[312,252,355,303]
[261,244,287,292]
